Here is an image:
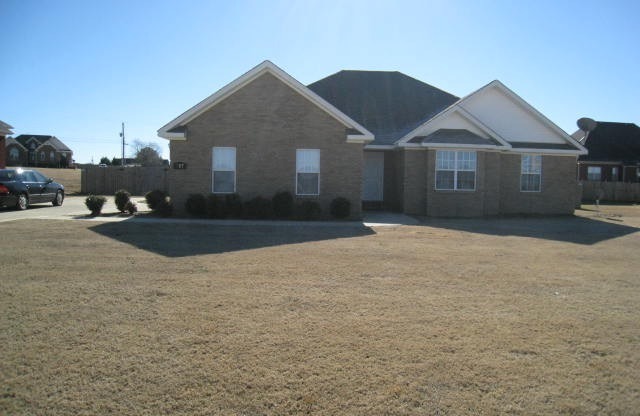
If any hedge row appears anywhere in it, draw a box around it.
[185,191,351,220]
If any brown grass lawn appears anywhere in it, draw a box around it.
[37,168,82,195]
[1,206,640,415]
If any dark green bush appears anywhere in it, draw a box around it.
[145,189,166,211]
[225,194,243,218]
[85,195,107,216]
[155,198,173,217]
[244,196,272,219]
[125,200,137,215]
[272,191,294,218]
[296,200,321,220]
[114,189,131,213]
[185,193,207,217]
[330,197,351,219]
[206,194,226,219]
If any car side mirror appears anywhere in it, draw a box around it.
[47,178,53,183]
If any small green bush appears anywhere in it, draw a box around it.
[125,200,137,215]
[185,193,207,217]
[114,189,131,213]
[330,197,351,219]
[145,189,166,211]
[85,195,107,216]
[296,200,321,221]
[244,196,272,219]
[272,191,294,219]
[225,194,243,218]
[206,194,226,219]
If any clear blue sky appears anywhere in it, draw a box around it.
[1,0,638,163]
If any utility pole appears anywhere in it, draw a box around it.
[119,122,125,166]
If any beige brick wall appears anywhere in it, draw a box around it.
[395,149,578,217]
[499,154,578,215]
[168,72,364,218]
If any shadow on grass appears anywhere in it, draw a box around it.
[420,215,639,245]
[89,220,375,257]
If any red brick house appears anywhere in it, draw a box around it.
[0,120,14,168]
[574,121,640,183]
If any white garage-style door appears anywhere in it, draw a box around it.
[362,152,384,201]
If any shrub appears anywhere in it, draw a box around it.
[225,194,243,218]
[155,198,173,217]
[206,194,226,219]
[185,193,207,217]
[330,197,351,219]
[296,200,321,221]
[125,200,138,215]
[272,191,294,219]
[244,196,272,219]
[114,189,131,213]
[145,189,166,211]
[85,195,107,216]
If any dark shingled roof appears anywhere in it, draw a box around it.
[308,70,458,145]
[510,142,579,150]
[13,134,72,152]
[411,129,501,146]
[579,122,640,163]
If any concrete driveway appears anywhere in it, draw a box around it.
[0,196,149,223]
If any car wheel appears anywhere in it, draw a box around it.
[16,193,28,210]
[53,190,64,206]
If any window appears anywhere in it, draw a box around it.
[296,149,320,195]
[587,166,601,181]
[212,147,236,193]
[50,151,55,161]
[435,150,476,191]
[521,155,542,192]
[40,151,45,161]
[611,167,619,181]
[9,148,19,160]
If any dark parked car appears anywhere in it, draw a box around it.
[0,168,64,210]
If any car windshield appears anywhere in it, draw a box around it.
[0,170,17,181]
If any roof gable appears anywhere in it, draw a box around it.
[579,121,640,162]
[307,70,458,146]
[0,120,13,135]
[399,80,586,154]
[13,134,71,152]
[158,61,374,142]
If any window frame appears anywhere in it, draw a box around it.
[520,154,542,192]
[211,147,237,194]
[434,150,477,191]
[587,166,602,181]
[296,149,320,196]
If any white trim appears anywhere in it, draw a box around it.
[163,132,186,140]
[5,137,27,151]
[158,61,374,142]
[505,147,584,156]
[421,143,502,150]
[211,147,237,194]
[364,144,395,150]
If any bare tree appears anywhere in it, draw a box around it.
[132,140,163,167]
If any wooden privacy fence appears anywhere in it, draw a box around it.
[581,181,640,202]
[81,166,169,195]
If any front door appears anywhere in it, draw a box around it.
[362,152,384,201]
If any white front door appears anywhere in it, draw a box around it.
[362,152,384,201]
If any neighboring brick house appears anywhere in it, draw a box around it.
[574,121,640,183]
[6,134,73,168]
[158,61,587,217]
[0,120,14,168]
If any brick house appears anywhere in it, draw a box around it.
[6,135,73,168]
[0,120,14,168]
[574,121,640,183]
[158,61,587,217]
